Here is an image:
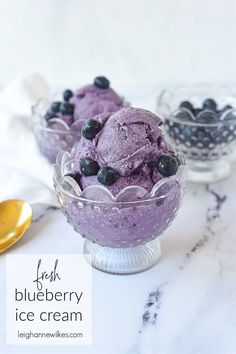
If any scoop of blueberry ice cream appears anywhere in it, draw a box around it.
[73,107,179,196]
[44,76,125,128]
[72,78,124,121]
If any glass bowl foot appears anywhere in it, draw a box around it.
[187,159,231,183]
[83,238,161,275]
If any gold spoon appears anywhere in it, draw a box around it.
[0,200,32,253]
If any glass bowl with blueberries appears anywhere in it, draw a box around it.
[32,76,128,163]
[157,85,236,183]
[32,89,82,163]
[53,106,187,274]
[53,149,186,275]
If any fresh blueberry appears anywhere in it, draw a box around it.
[97,167,117,186]
[156,154,179,177]
[179,101,194,112]
[202,98,217,111]
[80,158,100,176]
[51,101,61,113]
[44,111,56,121]
[60,102,74,115]
[94,76,110,89]
[81,119,102,140]
[64,173,81,184]
[63,89,73,102]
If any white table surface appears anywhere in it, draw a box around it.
[0,91,236,354]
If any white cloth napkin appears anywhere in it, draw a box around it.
[0,73,58,207]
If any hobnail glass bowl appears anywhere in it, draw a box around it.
[53,150,187,274]
[157,85,236,183]
[32,98,83,163]
[32,96,130,163]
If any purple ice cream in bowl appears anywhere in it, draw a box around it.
[53,107,187,274]
[32,76,127,163]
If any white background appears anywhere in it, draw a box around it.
[0,0,235,88]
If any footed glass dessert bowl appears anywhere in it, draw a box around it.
[157,85,236,183]
[53,150,186,274]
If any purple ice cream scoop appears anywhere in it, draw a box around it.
[73,107,174,195]
[33,76,126,163]
[54,107,185,248]
[45,77,125,128]
[72,83,124,121]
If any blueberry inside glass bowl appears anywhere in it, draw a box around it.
[157,85,236,183]
[32,98,82,163]
[53,150,187,274]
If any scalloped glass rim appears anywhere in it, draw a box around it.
[157,85,236,127]
[53,150,187,207]
[32,98,82,135]
[32,95,130,135]
[157,84,236,107]
[165,108,236,127]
